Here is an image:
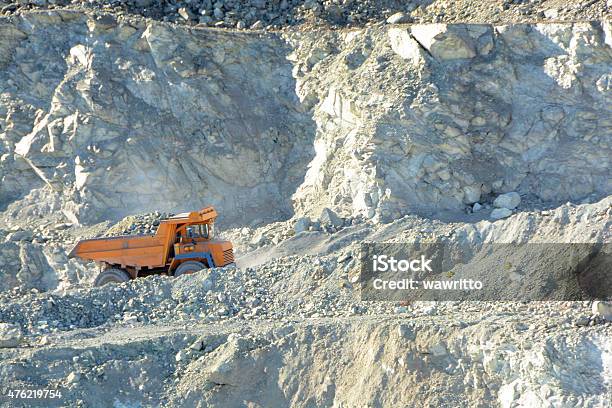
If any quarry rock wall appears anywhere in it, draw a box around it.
[1,12,610,227]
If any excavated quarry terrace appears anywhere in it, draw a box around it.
[1,11,610,225]
[0,4,610,408]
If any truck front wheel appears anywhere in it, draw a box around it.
[174,261,206,277]
[94,268,131,287]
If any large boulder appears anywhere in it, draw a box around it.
[494,192,521,210]
[592,301,612,321]
[294,217,311,234]
[319,208,343,228]
[5,230,33,242]
[490,208,512,220]
[386,12,412,25]
[462,185,482,205]
[0,323,22,348]
[388,27,425,64]
[410,24,476,60]
[18,242,56,290]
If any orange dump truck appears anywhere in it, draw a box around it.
[69,207,234,286]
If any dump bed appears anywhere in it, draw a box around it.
[69,234,167,269]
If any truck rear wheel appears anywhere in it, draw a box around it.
[94,268,131,287]
[174,261,206,277]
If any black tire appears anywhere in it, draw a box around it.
[174,261,206,277]
[94,268,131,287]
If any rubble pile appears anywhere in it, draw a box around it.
[0,263,610,406]
[0,0,608,29]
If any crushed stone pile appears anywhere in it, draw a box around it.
[0,198,609,339]
[0,249,449,337]
[0,0,608,29]
[0,262,608,340]
[0,271,609,406]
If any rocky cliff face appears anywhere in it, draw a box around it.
[2,12,316,227]
[1,12,610,227]
[289,21,612,221]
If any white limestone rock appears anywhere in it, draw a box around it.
[410,24,476,60]
[294,217,311,234]
[494,192,521,210]
[386,12,412,25]
[592,301,612,321]
[0,323,22,348]
[491,208,513,220]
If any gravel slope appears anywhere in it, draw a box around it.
[0,198,610,406]
[0,0,609,30]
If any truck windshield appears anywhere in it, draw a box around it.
[199,224,210,239]
[186,224,212,239]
